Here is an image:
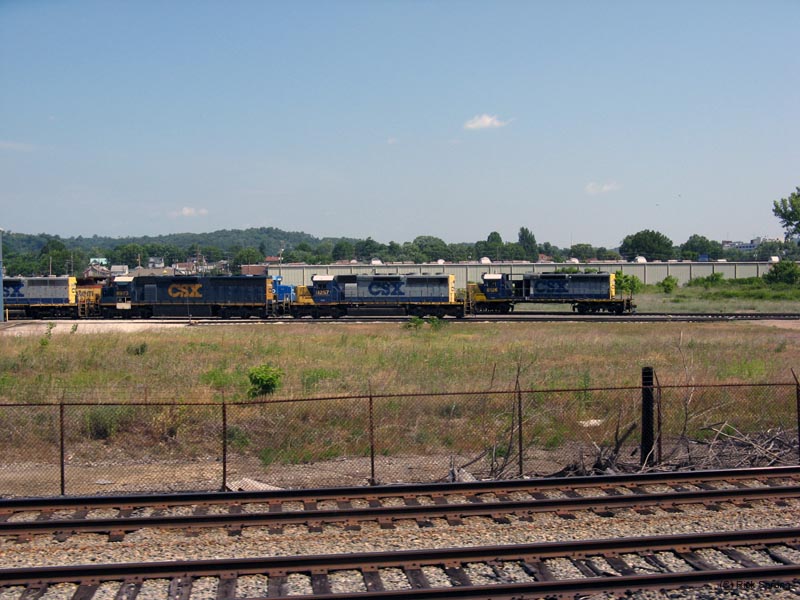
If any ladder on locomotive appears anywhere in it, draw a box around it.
[77,291,100,317]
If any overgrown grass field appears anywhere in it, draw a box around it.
[1,316,797,403]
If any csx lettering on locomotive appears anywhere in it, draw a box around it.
[168,284,203,298]
[368,282,405,296]
[533,280,569,293]
[2,283,24,298]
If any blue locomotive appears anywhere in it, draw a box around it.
[99,276,286,318]
[2,270,634,320]
[291,273,464,318]
[468,272,635,314]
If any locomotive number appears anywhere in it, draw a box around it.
[168,284,203,298]
[368,282,405,296]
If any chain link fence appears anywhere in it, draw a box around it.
[1,370,798,497]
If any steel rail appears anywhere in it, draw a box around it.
[1,527,799,598]
[2,465,797,512]
[2,477,799,540]
[5,312,800,327]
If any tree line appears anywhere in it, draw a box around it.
[1,187,798,276]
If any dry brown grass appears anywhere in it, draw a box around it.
[0,320,797,402]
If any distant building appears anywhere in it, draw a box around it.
[241,264,268,276]
[721,237,782,252]
[82,264,110,279]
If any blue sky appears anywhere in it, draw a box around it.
[1,1,798,249]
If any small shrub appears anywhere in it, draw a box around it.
[258,447,278,466]
[658,275,679,294]
[614,271,644,294]
[126,342,148,356]
[687,272,725,288]
[226,426,251,451]
[83,405,135,440]
[763,260,800,285]
[38,323,56,348]
[404,316,425,330]
[247,364,283,397]
[427,317,448,331]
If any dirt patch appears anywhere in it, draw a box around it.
[0,320,189,337]
[758,319,800,331]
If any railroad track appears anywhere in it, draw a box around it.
[1,527,799,598]
[3,312,799,329]
[2,466,799,543]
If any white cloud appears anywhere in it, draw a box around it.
[585,181,621,195]
[386,137,398,145]
[0,140,35,152]
[463,114,510,130]
[170,206,209,218]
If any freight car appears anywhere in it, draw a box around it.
[468,271,635,314]
[291,273,465,318]
[99,275,286,318]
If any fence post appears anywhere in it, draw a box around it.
[516,375,523,477]
[221,393,228,492]
[641,367,655,467]
[59,393,66,496]
[793,369,800,464]
[655,371,662,465]
[368,388,376,486]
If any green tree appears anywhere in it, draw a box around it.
[518,227,537,260]
[596,247,622,260]
[680,234,723,260]
[475,232,504,261]
[754,241,784,262]
[569,244,595,262]
[39,237,80,275]
[619,230,674,261]
[355,237,386,261]
[109,243,145,267]
[538,242,565,262]
[232,247,264,273]
[332,240,355,261]
[614,271,644,294]
[412,236,450,262]
[773,186,800,237]
[502,242,527,260]
[763,260,800,285]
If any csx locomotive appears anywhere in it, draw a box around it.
[1,271,633,320]
[469,272,635,314]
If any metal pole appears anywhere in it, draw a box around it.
[641,366,655,467]
[59,396,66,496]
[368,386,376,486]
[221,394,228,492]
[517,385,524,477]
[792,369,800,464]
[0,227,5,323]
